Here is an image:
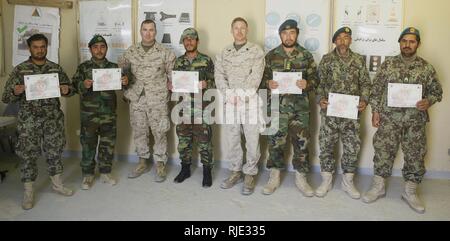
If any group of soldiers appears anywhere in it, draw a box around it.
[1,17,442,214]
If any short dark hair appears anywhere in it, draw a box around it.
[231,17,248,27]
[141,19,156,29]
[27,34,48,47]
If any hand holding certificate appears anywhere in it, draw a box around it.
[387,83,422,108]
[24,73,61,101]
[171,71,199,94]
[272,72,302,94]
[326,93,360,120]
[92,68,122,91]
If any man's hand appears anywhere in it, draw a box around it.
[372,112,380,128]
[358,100,367,112]
[319,98,329,110]
[296,79,307,90]
[84,79,93,89]
[416,99,430,111]
[268,80,279,90]
[121,76,129,86]
[60,85,69,95]
[199,80,207,90]
[14,85,25,96]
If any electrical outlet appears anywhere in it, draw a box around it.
[448,148,450,156]
[76,130,80,136]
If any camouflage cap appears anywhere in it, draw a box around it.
[278,19,299,34]
[180,28,199,43]
[332,26,352,43]
[88,34,107,48]
[398,27,421,42]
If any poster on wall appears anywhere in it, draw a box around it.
[12,5,60,66]
[138,0,194,57]
[265,0,331,62]
[334,0,404,75]
[79,0,132,63]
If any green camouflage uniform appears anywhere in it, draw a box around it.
[2,58,74,182]
[370,54,442,183]
[317,49,371,173]
[173,52,215,166]
[72,58,121,175]
[262,44,318,173]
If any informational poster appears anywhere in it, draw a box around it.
[13,5,60,66]
[265,0,331,62]
[79,0,132,63]
[334,0,404,74]
[138,0,194,56]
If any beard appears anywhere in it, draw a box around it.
[31,54,46,61]
[282,41,296,48]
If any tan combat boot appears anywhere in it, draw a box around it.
[295,171,314,197]
[401,181,425,214]
[50,174,74,196]
[155,162,167,183]
[220,171,242,189]
[262,169,280,195]
[128,158,149,178]
[362,175,386,203]
[81,175,95,190]
[242,174,256,195]
[342,173,361,199]
[315,172,333,197]
[22,182,34,210]
[100,173,117,186]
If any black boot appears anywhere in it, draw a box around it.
[174,163,191,183]
[202,166,212,188]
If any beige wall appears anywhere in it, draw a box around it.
[1,0,449,176]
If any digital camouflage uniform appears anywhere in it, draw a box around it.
[262,44,318,173]
[173,52,215,167]
[370,54,442,183]
[72,58,121,175]
[2,58,74,182]
[317,49,371,173]
[119,42,176,163]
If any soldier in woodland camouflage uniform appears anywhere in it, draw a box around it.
[315,27,371,199]
[362,27,443,214]
[118,20,176,182]
[261,20,318,197]
[170,28,215,187]
[72,35,129,190]
[2,34,74,210]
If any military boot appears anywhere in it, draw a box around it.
[242,174,256,195]
[202,165,212,188]
[295,172,314,197]
[315,172,333,197]
[342,173,361,199]
[50,174,74,196]
[262,168,280,195]
[128,158,149,178]
[174,163,191,183]
[362,175,386,203]
[401,181,425,214]
[22,182,34,210]
[100,173,117,186]
[220,171,242,189]
[81,175,95,190]
[155,161,167,182]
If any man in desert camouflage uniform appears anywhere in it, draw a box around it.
[315,27,371,199]
[215,17,265,195]
[2,34,74,210]
[119,20,176,182]
[261,19,319,197]
[363,27,443,214]
[72,35,129,190]
[171,28,215,188]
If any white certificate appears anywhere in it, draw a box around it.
[93,68,122,91]
[326,93,360,120]
[388,83,422,108]
[272,72,302,94]
[172,71,199,94]
[24,73,61,101]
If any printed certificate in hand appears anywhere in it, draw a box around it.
[326,93,360,120]
[24,73,61,101]
[272,72,302,94]
[388,83,422,108]
[172,71,199,94]
[92,68,122,91]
